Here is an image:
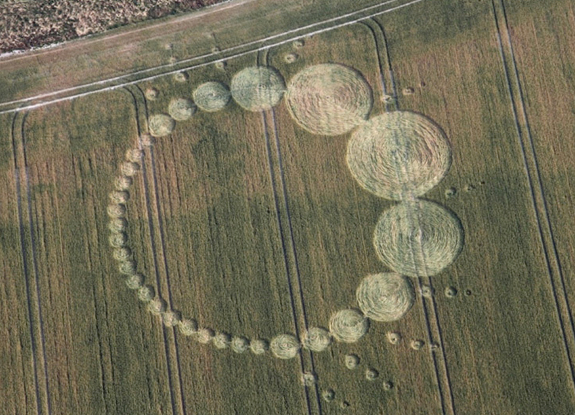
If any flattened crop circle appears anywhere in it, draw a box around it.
[286,64,373,136]
[168,98,196,121]
[356,273,414,322]
[347,111,451,200]
[231,66,286,111]
[302,327,332,352]
[373,200,463,277]
[193,81,231,112]
[148,114,175,137]
[329,309,369,343]
[270,334,301,359]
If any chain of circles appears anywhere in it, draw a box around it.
[107,135,368,360]
[106,63,450,362]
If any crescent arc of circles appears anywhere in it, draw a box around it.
[105,63,463,362]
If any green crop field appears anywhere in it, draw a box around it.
[1,0,575,414]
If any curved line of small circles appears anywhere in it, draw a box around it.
[110,137,374,358]
[106,60,435,362]
[107,69,349,359]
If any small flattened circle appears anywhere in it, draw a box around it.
[231,336,250,354]
[213,332,231,349]
[302,327,332,352]
[344,354,360,370]
[148,114,175,137]
[356,273,414,322]
[125,273,144,290]
[366,368,379,381]
[193,81,231,112]
[270,334,301,359]
[168,98,196,121]
[179,319,198,336]
[250,339,269,355]
[329,309,369,343]
[197,328,215,344]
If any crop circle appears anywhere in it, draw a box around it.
[411,339,425,350]
[329,309,369,343]
[148,114,175,137]
[302,372,317,387]
[109,232,127,248]
[347,111,451,200]
[125,273,144,290]
[179,319,198,336]
[197,328,215,344]
[174,72,189,83]
[168,98,196,121]
[145,87,159,100]
[231,66,286,111]
[387,331,402,345]
[148,298,167,315]
[366,368,379,381]
[114,176,133,191]
[193,81,231,112]
[137,285,155,302]
[213,332,232,349]
[373,200,464,277]
[284,53,298,64]
[344,354,360,369]
[302,327,332,352]
[270,334,301,359]
[126,148,144,163]
[250,339,269,355]
[162,310,181,327]
[231,336,250,353]
[356,273,414,322]
[286,63,373,136]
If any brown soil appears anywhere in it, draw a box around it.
[0,0,224,53]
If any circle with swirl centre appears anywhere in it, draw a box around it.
[329,309,369,343]
[286,63,373,136]
[356,273,414,322]
[270,334,301,359]
[346,111,451,200]
[302,327,332,352]
[373,200,464,277]
[193,81,231,112]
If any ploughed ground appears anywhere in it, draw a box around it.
[0,0,226,54]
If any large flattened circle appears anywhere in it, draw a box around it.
[373,200,464,277]
[231,66,286,111]
[356,273,414,322]
[347,111,451,200]
[286,64,373,136]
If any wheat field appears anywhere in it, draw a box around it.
[1,0,575,414]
